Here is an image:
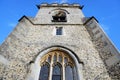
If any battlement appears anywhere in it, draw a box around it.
[37,3,83,9]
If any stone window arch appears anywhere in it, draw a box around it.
[27,47,83,80]
[39,50,78,80]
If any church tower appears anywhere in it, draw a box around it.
[0,3,120,80]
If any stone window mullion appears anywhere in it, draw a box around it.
[49,53,54,80]
[62,56,65,80]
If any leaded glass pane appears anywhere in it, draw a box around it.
[54,55,57,63]
[52,75,61,80]
[39,64,49,80]
[52,65,61,80]
[59,55,62,63]
[56,27,63,35]
[73,67,77,80]
[64,57,68,63]
[47,56,51,63]
[65,65,74,80]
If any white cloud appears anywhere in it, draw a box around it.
[8,23,16,27]
[60,0,68,3]
[51,0,68,4]
[53,0,59,3]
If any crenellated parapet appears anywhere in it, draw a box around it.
[37,3,84,9]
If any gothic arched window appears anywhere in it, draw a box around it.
[52,64,61,80]
[39,63,50,80]
[39,50,77,80]
[65,65,74,80]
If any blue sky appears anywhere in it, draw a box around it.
[0,0,120,51]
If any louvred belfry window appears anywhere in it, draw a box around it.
[39,50,77,80]
[52,11,67,22]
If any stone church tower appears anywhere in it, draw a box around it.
[0,3,120,80]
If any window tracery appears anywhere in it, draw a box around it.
[39,50,77,80]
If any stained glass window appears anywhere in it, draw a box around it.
[54,55,57,63]
[59,55,62,62]
[65,65,74,80]
[64,57,68,63]
[39,64,49,80]
[39,50,77,80]
[52,65,61,80]
[48,56,51,63]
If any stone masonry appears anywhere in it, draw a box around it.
[0,3,120,80]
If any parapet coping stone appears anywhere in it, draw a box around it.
[37,3,83,9]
